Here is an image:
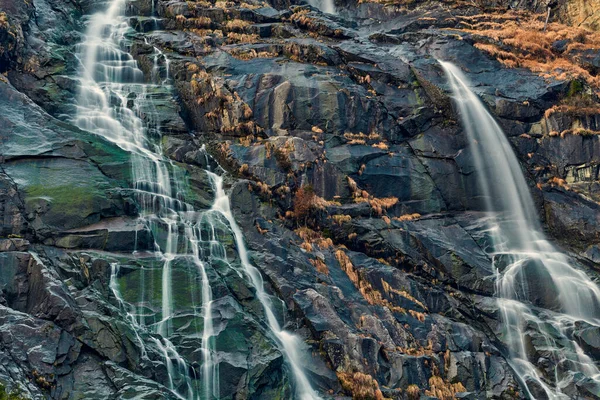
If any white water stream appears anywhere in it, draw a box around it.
[307,0,336,14]
[208,172,321,400]
[76,1,214,397]
[75,0,319,398]
[442,61,600,399]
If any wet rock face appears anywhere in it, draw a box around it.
[0,81,134,242]
[0,172,27,238]
[544,188,600,250]
[0,0,599,398]
[0,0,85,116]
[0,241,181,399]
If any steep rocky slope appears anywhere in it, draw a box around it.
[0,0,600,399]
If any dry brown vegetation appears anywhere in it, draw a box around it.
[394,213,421,222]
[289,9,344,37]
[292,184,342,224]
[293,186,318,222]
[0,12,9,30]
[541,88,600,136]
[238,135,254,147]
[358,164,366,176]
[245,180,272,197]
[372,142,389,150]
[226,32,259,44]
[188,62,258,136]
[176,15,213,29]
[548,176,570,190]
[225,121,262,136]
[271,139,296,171]
[238,163,249,175]
[424,375,467,400]
[369,197,398,215]
[224,19,249,32]
[196,0,265,10]
[544,104,599,119]
[356,0,416,6]
[457,12,600,88]
[347,177,398,215]
[406,384,420,400]
[310,256,329,274]
[336,250,406,314]
[544,91,600,119]
[381,280,427,310]
[214,0,233,8]
[344,131,382,146]
[397,339,434,357]
[255,223,268,235]
[228,48,279,60]
[295,227,334,251]
[337,371,387,400]
[32,370,54,390]
[187,0,212,7]
[550,128,600,137]
[331,214,352,225]
[408,309,426,322]
[218,141,232,158]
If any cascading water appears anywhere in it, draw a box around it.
[75,0,319,398]
[441,61,600,399]
[151,44,170,84]
[307,0,336,15]
[109,262,192,399]
[208,172,321,400]
[76,0,214,398]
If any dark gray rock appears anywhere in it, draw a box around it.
[544,188,600,249]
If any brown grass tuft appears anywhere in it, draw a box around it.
[459,12,600,88]
[336,371,386,400]
[406,384,420,400]
[425,375,466,400]
[336,250,406,314]
[394,213,421,222]
[310,257,329,274]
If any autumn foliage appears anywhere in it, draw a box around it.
[457,12,600,88]
[293,185,317,223]
[336,371,386,400]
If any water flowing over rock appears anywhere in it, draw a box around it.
[443,61,600,399]
[0,0,599,399]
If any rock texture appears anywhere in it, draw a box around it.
[0,0,599,399]
[558,0,600,31]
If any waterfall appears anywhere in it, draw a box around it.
[110,263,193,399]
[152,45,170,84]
[307,0,336,15]
[208,172,321,400]
[441,61,600,399]
[75,0,215,398]
[75,0,318,398]
[109,263,148,360]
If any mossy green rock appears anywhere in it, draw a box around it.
[0,81,133,238]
